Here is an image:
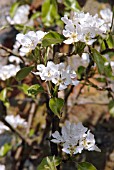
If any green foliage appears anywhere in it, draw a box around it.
[28,84,44,96]
[0,88,11,108]
[37,156,61,170]
[49,97,64,117]
[0,143,12,157]
[77,162,97,170]
[14,24,34,32]
[109,100,114,116]
[10,2,20,18]
[42,31,65,47]
[91,48,113,78]
[106,34,114,48]
[15,66,34,81]
[17,84,30,95]
[41,0,60,26]
[77,66,86,79]
[31,12,41,20]
[64,0,81,11]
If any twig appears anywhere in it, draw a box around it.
[101,48,114,55]
[0,44,25,63]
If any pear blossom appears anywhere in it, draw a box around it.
[0,165,5,170]
[35,61,79,90]
[0,122,9,134]
[9,55,22,64]
[6,5,32,26]
[0,64,20,81]
[16,31,47,56]
[5,115,27,128]
[61,11,111,45]
[51,121,101,155]
[100,8,113,29]
[81,53,90,63]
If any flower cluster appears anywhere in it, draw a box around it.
[5,115,27,128]
[0,115,27,134]
[16,31,47,56]
[6,4,33,26]
[0,64,20,81]
[100,8,113,29]
[35,61,79,90]
[51,121,101,155]
[61,9,112,45]
[0,165,5,170]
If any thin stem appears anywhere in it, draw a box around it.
[0,44,25,63]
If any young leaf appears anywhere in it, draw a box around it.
[0,143,12,157]
[37,156,61,170]
[64,0,81,11]
[91,48,113,77]
[10,2,20,18]
[109,100,114,117]
[77,162,97,170]
[42,0,60,26]
[31,12,41,20]
[49,97,64,117]
[28,84,44,95]
[42,31,64,47]
[15,66,34,81]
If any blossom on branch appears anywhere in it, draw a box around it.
[6,5,33,26]
[34,61,79,90]
[61,9,112,45]
[51,121,101,155]
[16,31,47,56]
[0,64,20,81]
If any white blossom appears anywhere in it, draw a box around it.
[0,64,20,81]
[0,165,5,170]
[9,55,22,64]
[6,5,32,26]
[16,31,47,56]
[5,115,27,128]
[100,8,113,29]
[0,122,9,134]
[51,121,101,155]
[61,11,110,45]
[35,61,79,90]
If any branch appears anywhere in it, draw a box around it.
[0,44,25,63]
[101,48,114,55]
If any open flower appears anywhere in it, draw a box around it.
[6,5,32,25]
[35,61,79,90]
[0,64,20,81]
[62,10,111,45]
[5,115,27,129]
[16,31,47,56]
[51,121,101,155]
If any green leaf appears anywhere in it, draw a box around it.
[28,84,44,95]
[15,24,34,32]
[0,143,12,157]
[37,156,61,170]
[49,97,64,117]
[42,0,60,26]
[109,100,114,117]
[64,0,81,11]
[91,48,113,77]
[31,12,41,19]
[42,31,64,47]
[106,34,114,48]
[77,162,97,170]
[10,2,20,18]
[0,88,10,108]
[77,66,85,79]
[15,66,34,81]
[17,84,30,95]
